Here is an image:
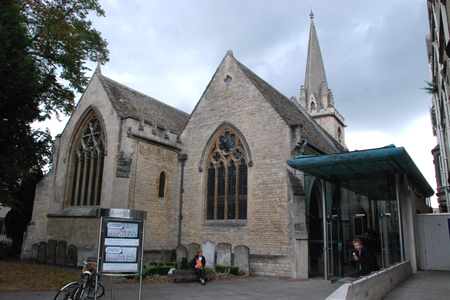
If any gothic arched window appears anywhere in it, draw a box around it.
[310,101,316,112]
[68,112,105,206]
[206,128,248,221]
[158,172,166,198]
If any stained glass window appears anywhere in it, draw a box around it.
[205,127,248,221]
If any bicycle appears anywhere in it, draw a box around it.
[54,261,105,300]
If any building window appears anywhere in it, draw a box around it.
[224,75,232,86]
[206,129,248,221]
[158,172,166,198]
[310,101,316,112]
[69,112,105,206]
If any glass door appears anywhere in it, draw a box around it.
[378,199,401,268]
[326,214,344,281]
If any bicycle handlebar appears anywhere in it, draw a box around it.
[82,261,97,275]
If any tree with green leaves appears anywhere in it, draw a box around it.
[0,0,109,207]
[21,0,109,119]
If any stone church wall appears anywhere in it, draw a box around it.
[22,74,130,263]
[179,54,297,277]
[128,138,180,251]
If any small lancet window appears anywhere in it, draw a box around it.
[310,102,316,112]
[159,172,166,198]
[224,75,232,86]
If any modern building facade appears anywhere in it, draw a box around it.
[426,0,450,212]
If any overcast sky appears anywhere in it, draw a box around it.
[35,0,438,206]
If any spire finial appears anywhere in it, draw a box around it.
[95,53,103,75]
[310,3,314,19]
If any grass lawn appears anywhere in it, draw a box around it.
[0,259,250,291]
[0,260,80,291]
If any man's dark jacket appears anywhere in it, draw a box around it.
[356,246,380,275]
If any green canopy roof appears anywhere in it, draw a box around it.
[286,145,434,199]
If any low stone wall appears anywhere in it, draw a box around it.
[172,269,213,283]
[326,260,412,300]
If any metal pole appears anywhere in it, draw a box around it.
[111,276,115,300]
[395,172,404,261]
[177,153,188,245]
[321,179,328,280]
[139,219,145,300]
[95,216,103,300]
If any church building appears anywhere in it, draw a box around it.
[22,14,432,279]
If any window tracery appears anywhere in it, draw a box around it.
[206,130,247,221]
[69,113,105,206]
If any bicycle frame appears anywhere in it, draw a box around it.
[55,261,104,300]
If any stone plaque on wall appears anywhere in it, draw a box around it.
[116,152,133,178]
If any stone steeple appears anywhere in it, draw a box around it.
[302,10,328,110]
[299,11,347,148]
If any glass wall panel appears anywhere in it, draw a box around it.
[307,173,401,280]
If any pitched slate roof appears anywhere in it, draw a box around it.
[97,74,190,134]
[234,57,346,154]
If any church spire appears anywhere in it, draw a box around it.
[300,12,347,149]
[304,13,328,109]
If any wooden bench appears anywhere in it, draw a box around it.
[171,269,213,283]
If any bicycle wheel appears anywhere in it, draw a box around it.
[80,281,105,299]
[54,282,79,300]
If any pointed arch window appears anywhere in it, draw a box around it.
[69,113,105,206]
[310,101,316,112]
[206,129,248,221]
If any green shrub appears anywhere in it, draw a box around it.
[145,266,159,275]
[214,264,239,276]
[159,266,172,275]
[215,264,226,273]
[149,262,159,266]
[170,249,177,262]
[228,266,239,276]
[179,257,190,270]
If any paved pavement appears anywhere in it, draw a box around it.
[383,269,450,300]
[1,270,449,299]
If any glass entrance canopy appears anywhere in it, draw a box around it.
[287,145,434,280]
[287,145,434,200]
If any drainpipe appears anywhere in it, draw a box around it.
[177,153,188,245]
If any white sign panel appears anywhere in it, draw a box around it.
[103,263,138,272]
[107,222,138,238]
[104,238,139,246]
[105,247,137,262]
